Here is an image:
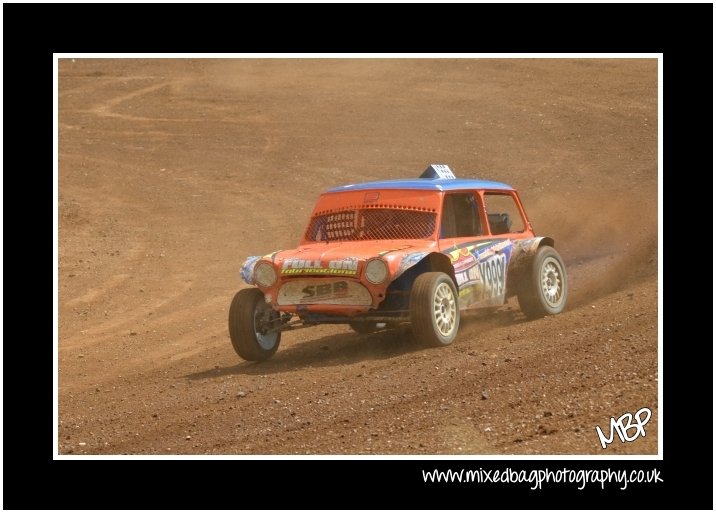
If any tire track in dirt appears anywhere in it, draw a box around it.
[58,74,167,98]
[65,273,132,308]
[60,274,222,351]
[75,78,208,124]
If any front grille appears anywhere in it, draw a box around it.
[305,207,437,242]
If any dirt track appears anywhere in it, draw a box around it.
[58,58,658,455]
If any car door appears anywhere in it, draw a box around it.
[438,191,494,308]
[439,190,524,309]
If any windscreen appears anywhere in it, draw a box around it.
[305,207,437,242]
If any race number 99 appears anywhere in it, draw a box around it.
[478,254,506,299]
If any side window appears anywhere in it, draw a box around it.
[483,193,526,235]
[440,193,482,238]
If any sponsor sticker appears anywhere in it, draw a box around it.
[281,257,359,276]
[278,279,373,306]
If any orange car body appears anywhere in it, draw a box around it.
[240,172,553,323]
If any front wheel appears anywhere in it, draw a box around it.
[228,288,281,361]
[409,272,460,347]
[517,246,568,319]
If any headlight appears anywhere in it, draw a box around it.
[254,261,278,287]
[365,258,388,284]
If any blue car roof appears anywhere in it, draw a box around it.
[327,178,514,193]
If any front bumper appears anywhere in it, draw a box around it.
[261,276,389,317]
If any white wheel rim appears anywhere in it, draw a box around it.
[433,282,457,337]
[540,256,564,308]
[253,303,279,350]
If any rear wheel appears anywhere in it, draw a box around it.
[517,246,568,319]
[409,272,460,346]
[228,288,281,361]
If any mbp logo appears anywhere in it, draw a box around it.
[595,407,652,449]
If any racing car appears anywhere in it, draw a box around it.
[229,164,567,361]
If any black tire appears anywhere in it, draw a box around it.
[228,288,281,361]
[409,272,460,347]
[517,246,568,319]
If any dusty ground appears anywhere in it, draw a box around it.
[58,58,658,455]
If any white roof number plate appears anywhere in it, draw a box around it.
[430,164,456,179]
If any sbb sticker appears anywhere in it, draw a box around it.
[302,281,349,299]
[277,279,373,306]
